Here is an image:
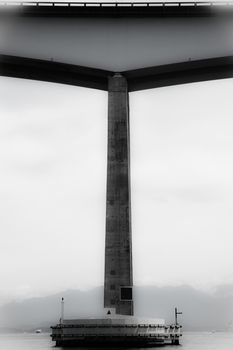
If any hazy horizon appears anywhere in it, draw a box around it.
[1,281,232,306]
[1,283,233,331]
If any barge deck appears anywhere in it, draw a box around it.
[51,317,182,346]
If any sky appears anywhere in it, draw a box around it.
[1,76,233,306]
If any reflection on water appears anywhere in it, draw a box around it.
[0,332,233,350]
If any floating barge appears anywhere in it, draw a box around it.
[51,317,182,346]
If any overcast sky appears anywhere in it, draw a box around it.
[0,76,233,305]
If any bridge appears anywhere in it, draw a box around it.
[1,2,233,91]
[1,1,233,345]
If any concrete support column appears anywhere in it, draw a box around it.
[104,73,133,316]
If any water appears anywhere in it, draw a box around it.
[0,332,233,350]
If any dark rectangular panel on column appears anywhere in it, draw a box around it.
[104,73,133,316]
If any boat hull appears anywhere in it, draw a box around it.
[51,317,182,347]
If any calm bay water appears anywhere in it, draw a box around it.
[0,332,233,350]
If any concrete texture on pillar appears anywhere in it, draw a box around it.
[104,73,133,316]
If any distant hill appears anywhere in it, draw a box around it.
[0,285,233,332]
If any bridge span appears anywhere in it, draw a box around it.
[0,1,233,90]
[1,54,233,91]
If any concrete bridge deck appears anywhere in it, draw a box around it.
[1,54,233,91]
[1,1,233,18]
[1,1,233,88]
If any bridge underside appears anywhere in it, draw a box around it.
[1,54,233,91]
[2,2,233,18]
